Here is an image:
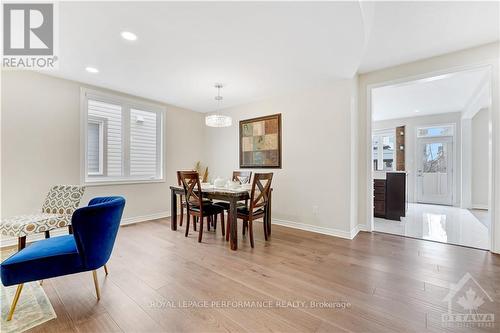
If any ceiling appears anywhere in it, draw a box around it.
[47,1,498,112]
[372,68,491,121]
[52,2,367,112]
[359,1,499,73]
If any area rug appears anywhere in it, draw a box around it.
[0,250,56,333]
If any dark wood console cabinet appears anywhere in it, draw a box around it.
[373,179,386,217]
[373,172,406,221]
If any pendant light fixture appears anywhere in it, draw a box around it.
[205,83,232,127]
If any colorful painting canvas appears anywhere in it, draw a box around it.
[239,114,281,168]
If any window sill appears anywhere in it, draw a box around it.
[83,178,165,187]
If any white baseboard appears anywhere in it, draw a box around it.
[349,224,370,239]
[350,225,360,239]
[471,204,489,210]
[1,213,366,249]
[358,224,369,232]
[271,218,354,239]
[121,211,171,225]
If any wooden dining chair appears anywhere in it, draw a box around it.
[177,170,211,229]
[176,171,187,227]
[178,171,225,242]
[227,173,273,248]
[233,170,252,184]
[214,170,252,212]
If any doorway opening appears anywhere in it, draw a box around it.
[368,66,492,250]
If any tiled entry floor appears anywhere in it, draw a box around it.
[374,203,490,250]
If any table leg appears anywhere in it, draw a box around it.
[171,189,177,231]
[229,198,238,250]
[17,236,26,251]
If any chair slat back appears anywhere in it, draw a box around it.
[249,173,273,212]
[177,170,195,203]
[232,171,252,184]
[178,171,203,209]
[176,170,195,186]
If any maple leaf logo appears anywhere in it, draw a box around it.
[457,288,484,313]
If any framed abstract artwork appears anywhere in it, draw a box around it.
[239,113,282,168]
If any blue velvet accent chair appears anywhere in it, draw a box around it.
[1,196,125,321]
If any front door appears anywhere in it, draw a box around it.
[416,137,453,205]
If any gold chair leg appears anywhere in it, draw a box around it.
[92,270,100,300]
[104,264,109,276]
[7,284,24,321]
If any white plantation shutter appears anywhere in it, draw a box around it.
[88,100,123,177]
[130,109,159,178]
[87,122,101,174]
[83,89,164,183]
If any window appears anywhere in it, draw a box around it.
[417,125,454,138]
[372,129,395,171]
[82,89,164,184]
[130,109,158,177]
[87,117,105,175]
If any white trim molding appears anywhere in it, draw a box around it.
[121,211,170,225]
[270,218,363,240]
[461,118,473,208]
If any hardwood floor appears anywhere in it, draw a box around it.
[25,217,499,333]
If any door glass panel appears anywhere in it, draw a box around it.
[422,142,449,197]
[423,143,447,173]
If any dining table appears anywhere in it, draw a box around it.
[170,185,272,250]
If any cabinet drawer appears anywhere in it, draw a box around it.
[374,186,386,195]
[374,200,386,216]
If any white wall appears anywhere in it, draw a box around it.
[471,108,490,208]
[1,71,204,221]
[204,80,359,238]
[358,42,500,253]
[373,112,462,205]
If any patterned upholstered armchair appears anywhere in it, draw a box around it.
[1,185,86,250]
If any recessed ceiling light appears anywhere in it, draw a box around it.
[414,109,420,113]
[121,31,137,41]
[85,66,99,73]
